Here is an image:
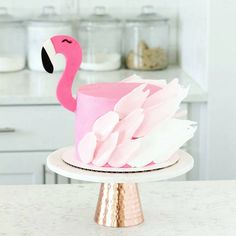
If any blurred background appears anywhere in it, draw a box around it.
[0,0,235,184]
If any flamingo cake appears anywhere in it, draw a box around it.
[41,35,196,169]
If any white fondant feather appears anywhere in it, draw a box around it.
[134,98,180,137]
[143,78,188,109]
[128,119,196,167]
[175,109,188,118]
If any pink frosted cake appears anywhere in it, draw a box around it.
[41,35,196,169]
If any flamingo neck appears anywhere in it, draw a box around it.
[56,58,78,112]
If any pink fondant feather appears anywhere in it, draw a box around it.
[92,132,118,167]
[92,111,119,141]
[78,132,97,164]
[108,140,140,167]
[114,108,144,144]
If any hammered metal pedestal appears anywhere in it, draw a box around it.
[47,147,194,228]
[94,183,143,227]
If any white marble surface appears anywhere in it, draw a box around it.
[0,66,207,106]
[0,181,235,236]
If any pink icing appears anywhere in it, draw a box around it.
[75,82,161,160]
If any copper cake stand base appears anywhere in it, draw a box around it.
[47,147,194,228]
[94,183,143,227]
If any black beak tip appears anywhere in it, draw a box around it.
[41,47,54,74]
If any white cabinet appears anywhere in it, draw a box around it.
[0,106,74,151]
[0,105,74,184]
[0,151,75,184]
[0,152,47,184]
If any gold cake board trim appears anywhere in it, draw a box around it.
[62,159,179,174]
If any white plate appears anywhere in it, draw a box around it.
[61,146,180,173]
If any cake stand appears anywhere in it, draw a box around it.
[47,147,194,228]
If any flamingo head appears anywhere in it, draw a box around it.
[41,35,82,74]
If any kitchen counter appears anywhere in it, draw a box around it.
[0,66,207,106]
[0,181,235,236]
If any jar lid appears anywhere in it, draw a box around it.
[126,5,168,25]
[28,6,70,26]
[79,6,121,27]
[0,7,22,23]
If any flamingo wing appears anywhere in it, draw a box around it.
[77,76,197,168]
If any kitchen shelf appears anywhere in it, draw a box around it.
[0,65,207,106]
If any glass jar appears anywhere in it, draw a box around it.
[27,6,73,71]
[0,7,25,72]
[78,6,122,71]
[124,6,169,70]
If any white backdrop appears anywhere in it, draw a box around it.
[207,0,236,179]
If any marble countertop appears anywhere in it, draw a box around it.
[0,181,235,236]
[0,66,207,106]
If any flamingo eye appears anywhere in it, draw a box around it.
[62,39,72,44]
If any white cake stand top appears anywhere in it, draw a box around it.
[47,147,194,183]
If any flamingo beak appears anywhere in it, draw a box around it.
[41,39,56,74]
